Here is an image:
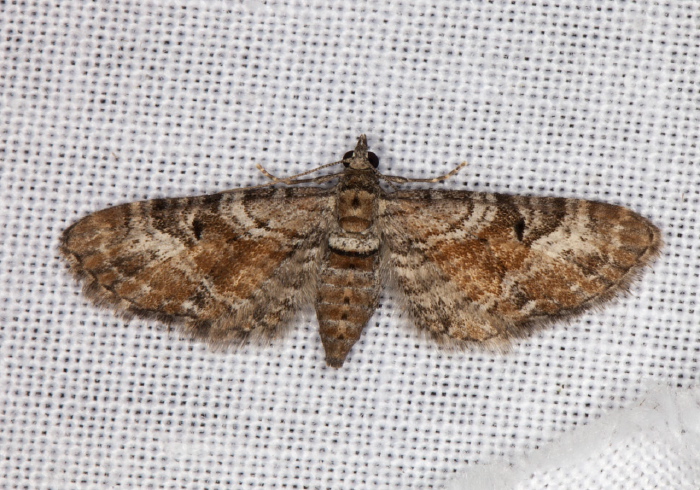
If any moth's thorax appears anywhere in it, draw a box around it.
[336,169,381,233]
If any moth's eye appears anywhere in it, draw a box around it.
[342,151,354,167]
[368,152,379,168]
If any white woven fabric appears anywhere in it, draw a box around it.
[1,1,697,489]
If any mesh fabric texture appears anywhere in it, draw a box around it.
[1,1,698,489]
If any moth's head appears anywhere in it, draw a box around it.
[342,134,379,170]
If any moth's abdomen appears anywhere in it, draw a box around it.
[316,247,381,368]
[316,168,382,367]
[298,152,387,368]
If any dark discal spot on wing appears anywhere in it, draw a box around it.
[148,198,200,245]
[514,218,526,241]
[518,197,568,245]
[192,217,205,240]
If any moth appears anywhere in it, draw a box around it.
[61,135,662,367]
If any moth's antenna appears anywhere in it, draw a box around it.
[384,179,401,192]
[381,161,469,184]
[223,159,345,192]
[256,160,345,184]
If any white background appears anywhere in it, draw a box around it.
[1,1,698,489]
